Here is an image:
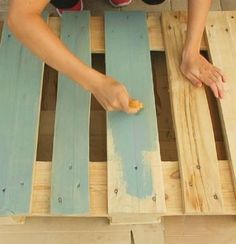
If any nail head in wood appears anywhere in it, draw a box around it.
[58,197,63,204]
[213,194,218,200]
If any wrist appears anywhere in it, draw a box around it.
[182,46,199,62]
[84,72,106,93]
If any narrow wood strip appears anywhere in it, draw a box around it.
[206,11,236,200]
[0,19,45,215]
[105,11,165,215]
[39,14,207,53]
[51,12,91,215]
[32,160,236,216]
[161,12,224,214]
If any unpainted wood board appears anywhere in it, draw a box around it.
[105,11,165,215]
[51,12,91,215]
[171,0,222,10]
[132,223,165,244]
[205,11,236,202]
[0,20,45,215]
[165,216,236,244]
[41,14,206,53]
[32,160,236,216]
[161,12,224,214]
[221,0,236,10]
[0,232,131,244]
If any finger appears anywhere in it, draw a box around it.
[211,74,224,98]
[209,82,219,98]
[214,66,227,82]
[188,74,203,87]
[126,107,140,114]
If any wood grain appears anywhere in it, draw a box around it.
[31,160,236,216]
[51,12,91,215]
[0,19,45,215]
[206,11,236,203]
[105,11,165,215]
[162,12,224,214]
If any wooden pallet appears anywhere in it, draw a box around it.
[0,11,236,225]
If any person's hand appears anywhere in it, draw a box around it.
[90,75,141,114]
[180,51,227,99]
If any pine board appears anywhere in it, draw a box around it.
[161,12,223,214]
[51,12,91,215]
[105,11,165,215]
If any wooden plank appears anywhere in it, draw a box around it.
[51,12,91,215]
[161,12,223,214]
[105,11,165,215]
[221,0,236,10]
[31,160,236,216]
[171,0,222,10]
[132,222,165,244]
[44,14,207,53]
[165,216,236,244]
[0,20,45,215]
[205,11,236,201]
[0,216,25,225]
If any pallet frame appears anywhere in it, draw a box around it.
[0,11,236,225]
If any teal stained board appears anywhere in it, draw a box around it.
[51,12,91,215]
[105,12,165,214]
[0,22,44,215]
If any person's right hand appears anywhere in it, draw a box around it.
[90,76,140,114]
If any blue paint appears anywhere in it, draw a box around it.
[51,12,91,215]
[0,14,46,215]
[105,12,160,198]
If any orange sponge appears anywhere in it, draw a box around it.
[129,100,144,111]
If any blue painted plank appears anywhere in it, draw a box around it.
[0,21,45,216]
[105,12,165,214]
[51,12,91,215]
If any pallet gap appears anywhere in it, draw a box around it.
[36,65,58,162]
[151,51,178,162]
[90,53,107,162]
[202,51,228,160]
[0,20,3,44]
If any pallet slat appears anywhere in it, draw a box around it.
[0,21,45,215]
[161,12,224,214]
[51,12,91,215]
[206,11,236,200]
[105,11,166,216]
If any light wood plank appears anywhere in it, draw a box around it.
[171,0,222,10]
[0,20,45,215]
[132,222,165,244]
[31,160,236,216]
[205,11,236,201]
[43,14,206,53]
[161,12,223,214]
[105,11,165,215]
[51,12,91,215]
[221,0,236,10]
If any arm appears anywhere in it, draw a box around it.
[7,0,138,113]
[181,0,226,98]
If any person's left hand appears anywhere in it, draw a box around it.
[180,52,227,99]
